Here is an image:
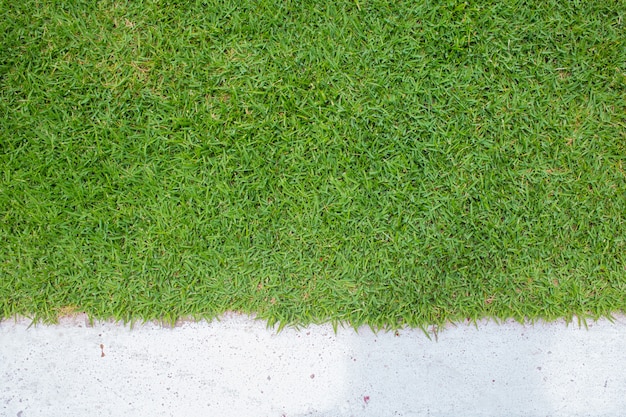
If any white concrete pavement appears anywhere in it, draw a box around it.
[1,313,625,417]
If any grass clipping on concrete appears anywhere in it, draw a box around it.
[1,0,625,329]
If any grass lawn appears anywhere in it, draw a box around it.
[1,0,625,330]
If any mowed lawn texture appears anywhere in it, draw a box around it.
[1,0,625,328]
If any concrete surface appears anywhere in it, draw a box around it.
[1,314,625,417]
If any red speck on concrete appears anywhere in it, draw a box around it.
[363,396,370,404]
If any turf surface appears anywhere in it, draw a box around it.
[1,0,625,329]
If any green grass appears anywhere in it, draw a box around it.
[1,0,625,330]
